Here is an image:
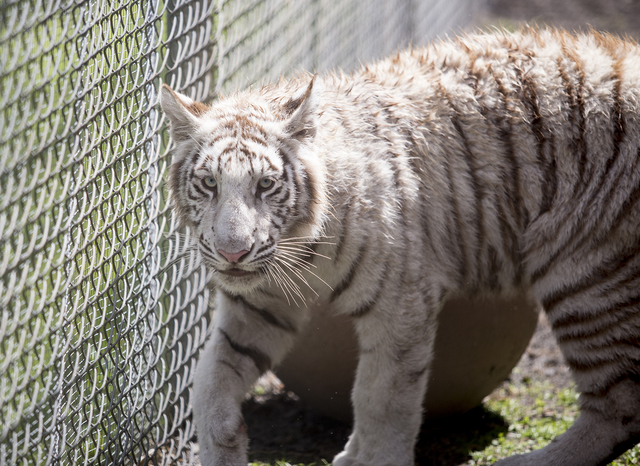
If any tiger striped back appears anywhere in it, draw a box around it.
[161,28,640,466]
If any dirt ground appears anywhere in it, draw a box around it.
[196,2,640,465]
[240,313,570,466]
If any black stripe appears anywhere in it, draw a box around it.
[531,61,629,283]
[499,117,527,229]
[270,186,283,197]
[566,57,625,221]
[331,244,367,301]
[280,158,289,182]
[597,259,640,297]
[553,295,640,343]
[349,264,388,318]
[290,171,302,218]
[540,244,640,314]
[611,59,626,164]
[253,248,274,262]
[187,191,201,203]
[278,188,290,204]
[278,147,300,218]
[332,198,352,261]
[405,365,429,385]
[448,108,485,284]
[562,337,640,375]
[604,149,640,236]
[543,146,558,216]
[225,292,297,333]
[218,328,271,374]
[300,169,317,223]
[278,146,293,171]
[557,285,640,328]
[565,89,639,256]
[566,162,631,255]
[482,69,525,285]
[271,209,287,222]
[575,73,589,192]
[496,201,522,286]
[565,351,631,372]
[582,373,640,399]
[556,51,588,195]
[199,248,217,263]
[519,69,555,216]
[199,238,216,256]
[566,57,626,224]
[220,359,243,379]
[491,72,527,230]
[255,242,273,257]
[444,156,468,283]
[191,182,208,198]
[408,154,439,261]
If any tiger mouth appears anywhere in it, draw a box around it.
[219,268,259,278]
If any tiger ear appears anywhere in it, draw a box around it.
[160,84,209,143]
[283,76,319,142]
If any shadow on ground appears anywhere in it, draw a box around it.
[244,390,508,465]
[415,407,508,466]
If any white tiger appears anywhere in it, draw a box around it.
[160,28,640,466]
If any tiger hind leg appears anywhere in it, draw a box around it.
[497,287,640,465]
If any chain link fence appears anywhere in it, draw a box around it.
[0,1,483,465]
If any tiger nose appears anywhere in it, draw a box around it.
[217,249,250,264]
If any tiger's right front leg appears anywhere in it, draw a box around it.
[332,288,440,466]
[193,291,306,466]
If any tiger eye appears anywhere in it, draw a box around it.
[203,176,217,189]
[258,178,274,189]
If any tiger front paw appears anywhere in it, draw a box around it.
[195,406,248,466]
[332,451,368,466]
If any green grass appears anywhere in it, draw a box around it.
[470,381,640,465]
[469,381,579,464]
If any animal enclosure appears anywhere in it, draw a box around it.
[0,1,481,464]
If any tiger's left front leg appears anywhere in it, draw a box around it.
[194,291,308,466]
[333,294,440,466]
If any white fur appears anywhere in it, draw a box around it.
[161,28,640,466]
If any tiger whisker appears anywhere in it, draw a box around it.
[264,258,292,305]
[274,256,319,298]
[276,245,333,261]
[276,250,317,270]
[275,251,334,292]
[268,258,305,306]
[279,235,335,242]
[278,263,306,305]
[278,240,336,247]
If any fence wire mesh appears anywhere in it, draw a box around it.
[0,1,482,464]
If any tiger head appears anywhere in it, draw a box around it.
[160,78,328,296]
